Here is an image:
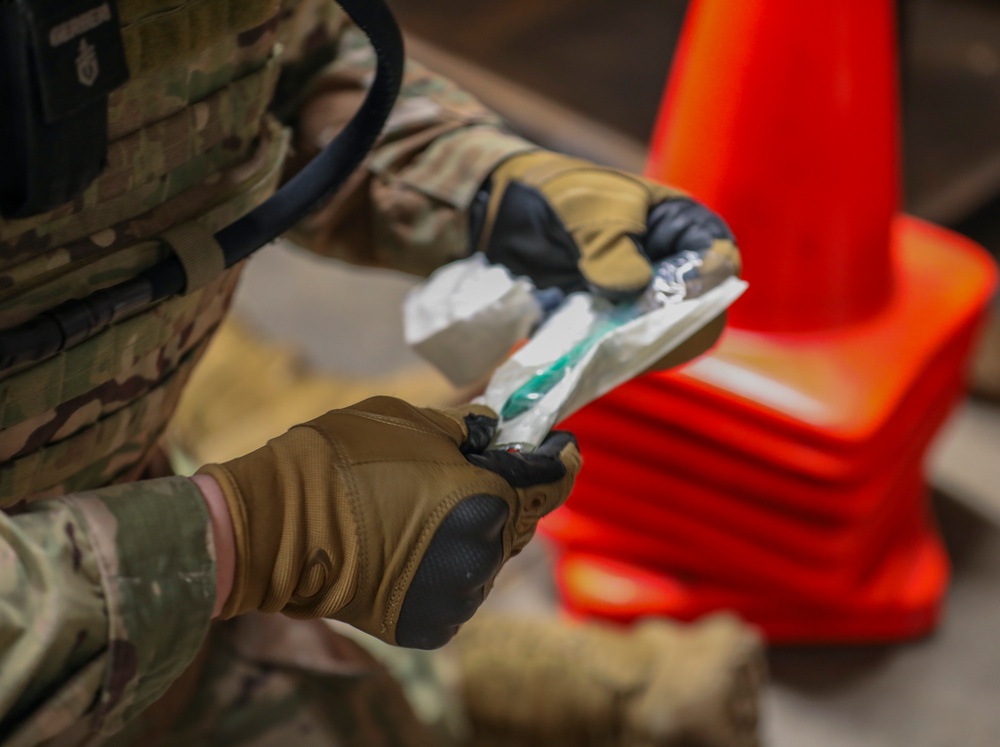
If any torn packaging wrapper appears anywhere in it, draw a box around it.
[405,255,747,451]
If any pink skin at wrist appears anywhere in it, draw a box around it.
[192,474,235,618]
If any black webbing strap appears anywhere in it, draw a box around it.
[0,0,405,372]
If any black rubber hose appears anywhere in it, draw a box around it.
[151,0,404,293]
[215,0,404,266]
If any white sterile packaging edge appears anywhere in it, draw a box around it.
[403,255,541,387]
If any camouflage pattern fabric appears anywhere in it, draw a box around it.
[286,23,535,275]
[0,0,534,504]
[0,0,541,744]
[115,0,281,78]
[0,477,215,746]
[0,7,282,271]
[97,616,443,747]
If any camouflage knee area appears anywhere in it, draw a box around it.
[131,617,439,747]
[452,613,766,747]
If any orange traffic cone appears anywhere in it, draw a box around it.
[544,0,997,642]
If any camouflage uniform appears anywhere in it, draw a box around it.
[0,1,535,744]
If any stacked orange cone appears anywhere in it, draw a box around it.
[542,0,997,642]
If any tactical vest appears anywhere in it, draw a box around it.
[0,0,293,505]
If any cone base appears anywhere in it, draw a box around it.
[543,216,996,643]
[554,536,946,644]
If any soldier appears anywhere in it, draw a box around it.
[0,1,762,746]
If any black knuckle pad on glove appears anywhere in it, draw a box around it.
[396,494,509,650]
[644,198,735,262]
[475,182,586,294]
[395,431,579,649]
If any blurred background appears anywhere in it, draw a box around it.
[170,1,1000,745]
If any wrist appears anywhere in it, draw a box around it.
[192,473,235,618]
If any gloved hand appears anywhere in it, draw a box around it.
[471,151,741,302]
[197,396,580,650]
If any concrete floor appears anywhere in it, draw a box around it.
[233,240,1000,747]
[764,485,1000,747]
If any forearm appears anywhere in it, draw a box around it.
[0,477,219,744]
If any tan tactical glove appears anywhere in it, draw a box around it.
[471,150,741,367]
[473,150,741,299]
[197,396,580,649]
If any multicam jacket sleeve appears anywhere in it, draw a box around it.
[276,0,537,276]
[0,478,215,746]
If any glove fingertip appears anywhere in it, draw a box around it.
[581,237,652,301]
[463,404,500,421]
[537,431,583,476]
[536,429,578,454]
[460,412,499,455]
[560,442,583,480]
[711,237,743,277]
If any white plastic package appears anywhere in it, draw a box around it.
[404,254,748,450]
[403,255,541,387]
[480,276,747,449]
